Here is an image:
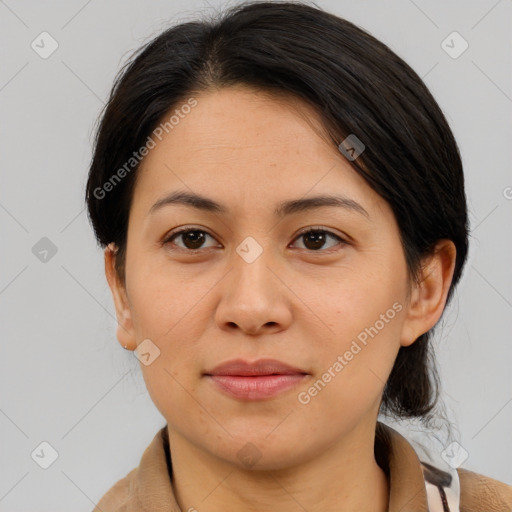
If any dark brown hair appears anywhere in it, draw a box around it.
[85,0,469,421]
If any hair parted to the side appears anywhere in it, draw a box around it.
[85,0,469,423]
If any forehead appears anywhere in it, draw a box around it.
[131,85,385,219]
[150,86,334,160]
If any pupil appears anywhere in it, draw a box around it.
[184,231,204,249]
[305,232,325,250]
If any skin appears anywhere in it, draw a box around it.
[105,84,456,512]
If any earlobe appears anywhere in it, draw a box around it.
[104,243,137,351]
[400,240,457,347]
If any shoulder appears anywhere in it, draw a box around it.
[91,467,138,512]
[457,467,512,512]
[90,427,171,512]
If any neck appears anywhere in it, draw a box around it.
[167,420,389,512]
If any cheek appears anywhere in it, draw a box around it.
[128,259,209,340]
[295,312,403,440]
[299,264,407,402]
[294,263,406,352]
[137,326,204,432]
[126,269,207,413]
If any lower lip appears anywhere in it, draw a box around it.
[206,374,307,400]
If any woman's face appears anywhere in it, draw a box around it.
[109,85,419,469]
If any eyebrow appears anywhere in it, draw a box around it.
[148,190,370,219]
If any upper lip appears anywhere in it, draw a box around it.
[204,358,308,376]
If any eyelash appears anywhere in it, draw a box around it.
[161,226,347,253]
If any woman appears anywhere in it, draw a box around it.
[86,1,512,511]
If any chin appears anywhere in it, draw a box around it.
[208,432,313,472]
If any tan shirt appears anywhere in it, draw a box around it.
[92,421,512,512]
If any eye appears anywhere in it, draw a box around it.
[162,226,347,253]
[162,228,219,251]
[290,227,346,252]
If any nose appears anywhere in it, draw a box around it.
[214,239,293,336]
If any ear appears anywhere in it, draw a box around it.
[104,243,137,351]
[400,240,457,347]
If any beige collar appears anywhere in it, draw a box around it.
[120,421,432,512]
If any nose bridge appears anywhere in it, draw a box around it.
[231,234,276,294]
[214,233,289,333]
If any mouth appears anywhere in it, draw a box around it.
[203,358,310,401]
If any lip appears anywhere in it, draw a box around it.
[204,358,309,400]
[205,358,307,377]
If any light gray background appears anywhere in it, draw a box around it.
[0,0,511,510]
